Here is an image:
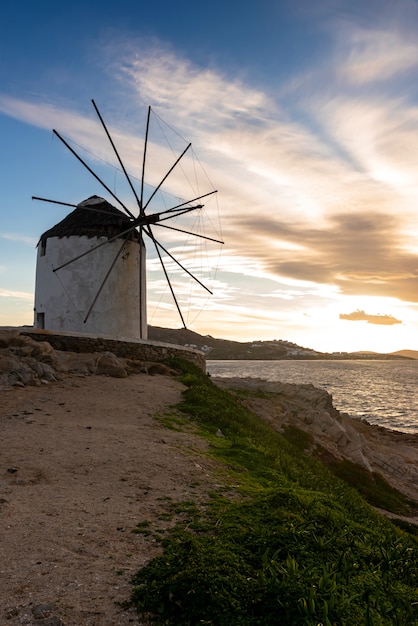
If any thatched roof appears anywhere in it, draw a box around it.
[39,196,140,246]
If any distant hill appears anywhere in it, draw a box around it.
[148,326,413,360]
[391,349,418,360]
[148,325,320,359]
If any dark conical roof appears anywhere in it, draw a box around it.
[39,196,140,245]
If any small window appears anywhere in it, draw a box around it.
[36,312,45,329]
[40,239,46,256]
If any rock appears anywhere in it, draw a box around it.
[56,352,97,375]
[0,329,187,389]
[0,328,20,348]
[0,346,58,388]
[0,353,22,372]
[26,358,57,382]
[33,618,65,626]
[147,362,179,376]
[30,340,58,365]
[95,352,128,378]
[32,603,57,619]
[125,358,150,375]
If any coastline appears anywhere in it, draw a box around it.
[1,329,417,623]
[207,358,418,434]
[213,376,418,508]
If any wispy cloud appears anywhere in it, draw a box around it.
[0,96,92,136]
[1,233,38,246]
[338,28,418,85]
[116,44,273,125]
[0,288,33,300]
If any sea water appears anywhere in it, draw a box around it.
[206,359,418,434]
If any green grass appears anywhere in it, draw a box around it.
[327,458,416,516]
[281,423,314,452]
[130,360,418,625]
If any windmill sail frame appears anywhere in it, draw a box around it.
[33,101,223,340]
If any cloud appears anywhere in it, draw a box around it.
[0,96,94,137]
[113,42,273,125]
[230,210,418,303]
[0,289,33,300]
[339,310,402,325]
[1,233,38,246]
[338,28,418,85]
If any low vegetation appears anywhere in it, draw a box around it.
[130,361,418,625]
[277,424,415,518]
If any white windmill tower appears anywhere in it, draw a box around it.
[34,195,148,339]
[32,101,222,341]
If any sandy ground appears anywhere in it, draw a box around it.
[0,373,218,625]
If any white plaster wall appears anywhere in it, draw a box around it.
[34,235,147,340]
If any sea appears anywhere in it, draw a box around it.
[206,359,418,434]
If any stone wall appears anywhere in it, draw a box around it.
[20,329,206,370]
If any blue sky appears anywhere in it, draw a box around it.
[1,0,418,353]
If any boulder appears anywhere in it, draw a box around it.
[55,352,97,376]
[95,351,128,378]
[0,328,20,348]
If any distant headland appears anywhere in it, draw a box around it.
[148,326,418,361]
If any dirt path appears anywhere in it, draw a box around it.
[0,373,216,625]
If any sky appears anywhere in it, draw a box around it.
[1,0,418,354]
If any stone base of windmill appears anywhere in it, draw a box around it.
[19,326,206,370]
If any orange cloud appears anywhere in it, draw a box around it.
[339,310,402,325]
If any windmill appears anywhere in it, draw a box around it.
[33,101,223,341]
